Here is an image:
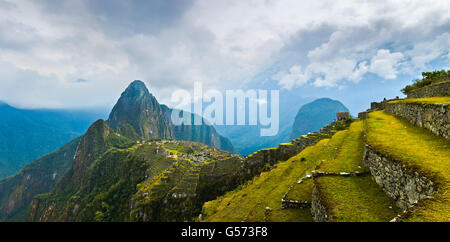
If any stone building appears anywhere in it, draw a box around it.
[336,112,349,121]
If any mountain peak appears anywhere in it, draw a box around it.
[129,80,147,89]
[290,98,349,139]
[107,80,174,140]
[122,80,151,99]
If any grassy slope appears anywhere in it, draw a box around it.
[202,138,336,222]
[314,120,399,221]
[285,178,313,202]
[388,97,450,104]
[366,111,450,221]
[316,175,400,221]
[317,120,368,173]
[202,120,382,222]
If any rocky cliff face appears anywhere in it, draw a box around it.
[160,105,236,153]
[108,80,174,140]
[108,80,235,153]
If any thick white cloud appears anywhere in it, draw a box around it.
[369,49,405,80]
[0,0,449,108]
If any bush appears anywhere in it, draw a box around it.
[401,69,450,94]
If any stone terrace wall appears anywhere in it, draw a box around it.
[363,145,436,210]
[311,183,328,222]
[407,81,450,98]
[385,102,450,140]
[242,122,342,180]
[431,75,450,84]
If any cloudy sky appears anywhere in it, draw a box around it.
[0,0,449,113]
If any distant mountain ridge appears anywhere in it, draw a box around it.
[215,97,348,156]
[290,98,349,140]
[0,102,102,178]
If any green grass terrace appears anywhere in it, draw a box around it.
[201,120,398,222]
[365,111,450,221]
[315,175,400,221]
[388,97,450,104]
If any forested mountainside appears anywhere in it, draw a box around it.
[0,80,235,221]
[0,102,101,178]
[28,116,350,221]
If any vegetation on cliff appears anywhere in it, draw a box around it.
[401,69,450,94]
[388,96,450,104]
[0,137,80,221]
[28,139,241,222]
[108,80,235,153]
[1,80,237,221]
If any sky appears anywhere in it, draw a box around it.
[0,0,449,114]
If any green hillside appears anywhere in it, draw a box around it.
[202,121,399,222]
[202,107,450,222]
[366,111,450,221]
[0,103,100,178]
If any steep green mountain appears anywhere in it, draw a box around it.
[0,137,80,221]
[108,80,174,140]
[108,80,235,153]
[27,117,346,222]
[0,102,101,178]
[0,80,235,221]
[28,138,241,222]
[290,98,349,140]
[161,105,236,154]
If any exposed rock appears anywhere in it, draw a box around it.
[363,145,436,210]
[407,81,450,98]
[385,102,450,140]
[311,183,328,222]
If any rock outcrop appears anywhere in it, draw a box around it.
[108,81,235,153]
[108,80,174,140]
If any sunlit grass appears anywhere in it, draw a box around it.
[202,137,342,222]
[388,96,450,104]
[318,120,367,173]
[202,121,367,222]
[366,111,450,221]
[284,178,313,202]
[316,175,400,222]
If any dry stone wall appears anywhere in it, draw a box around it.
[363,145,436,210]
[407,81,450,98]
[385,102,450,140]
[242,122,342,180]
[311,183,328,222]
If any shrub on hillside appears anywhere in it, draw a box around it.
[401,69,450,95]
